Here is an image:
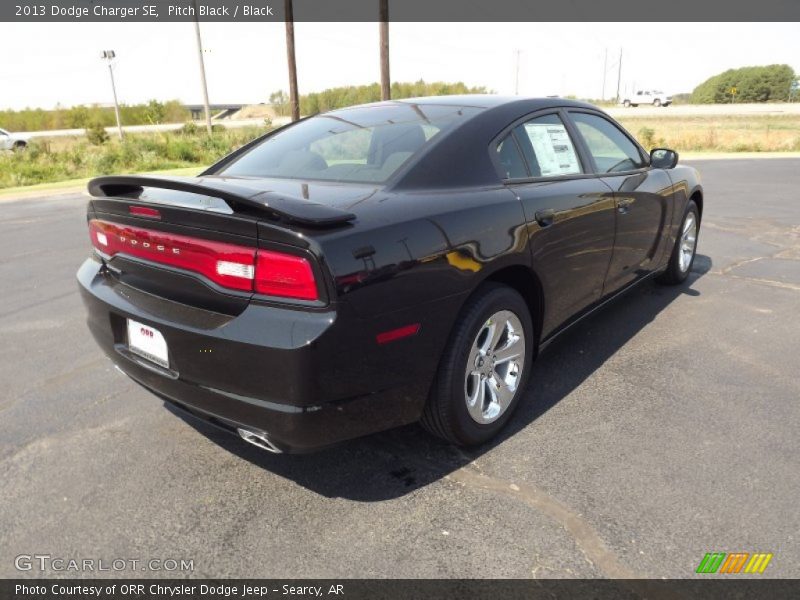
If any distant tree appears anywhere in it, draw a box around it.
[144,100,167,124]
[86,122,110,145]
[269,90,290,116]
[692,65,796,103]
[670,93,693,105]
[66,106,92,128]
[163,100,189,122]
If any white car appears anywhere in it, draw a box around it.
[622,90,672,107]
[0,128,28,150]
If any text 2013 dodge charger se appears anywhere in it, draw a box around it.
[78,96,702,453]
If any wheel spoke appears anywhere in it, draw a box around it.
[466,377,487,421]
[488,376,514,408]
[488,320,506,352]
[494,334,522,364]
[478,322,496,355]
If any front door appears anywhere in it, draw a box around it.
[567,110,675,294]
[495,112,616,338]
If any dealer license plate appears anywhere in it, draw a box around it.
[127,319,169,368]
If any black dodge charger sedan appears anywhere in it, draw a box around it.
[78,96,702,453]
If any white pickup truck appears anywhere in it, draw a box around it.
[622,90,672,107]
[0,128,28,150]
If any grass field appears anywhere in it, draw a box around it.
[0,125,267,189]
[1,114,798,190]
[617,114,800,152]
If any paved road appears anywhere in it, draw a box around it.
[1,160,799,579]
[606,102,800,118]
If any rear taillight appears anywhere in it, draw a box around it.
[255,250,318,301]
[88,219,318,301]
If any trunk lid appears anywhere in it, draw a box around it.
[87,175,361,314]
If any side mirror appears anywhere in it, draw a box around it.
[650,148,679,169]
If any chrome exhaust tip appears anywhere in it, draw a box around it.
[237,427,283,454]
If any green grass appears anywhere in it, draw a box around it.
[0,126,268,190]
[0,166,206,199]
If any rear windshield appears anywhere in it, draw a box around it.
[219,103,481,184]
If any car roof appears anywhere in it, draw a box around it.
[330,94,599,113]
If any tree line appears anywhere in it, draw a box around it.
[0,100,190,132]
[2,82,487,132]
[691,64,797,103]
[270,80,489,116]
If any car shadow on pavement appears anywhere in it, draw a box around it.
[171,255,712,501]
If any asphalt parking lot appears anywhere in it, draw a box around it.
[1,159,798,579]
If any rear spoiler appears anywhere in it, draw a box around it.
[88,175,356,227]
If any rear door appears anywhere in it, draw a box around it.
[493,111,616,338]
[566,110,674,295]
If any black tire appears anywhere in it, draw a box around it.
[623,100,631,107]
[657,200,700,285]
[653,98,662,107]
[12,141,26,152]
[421,283,534,446]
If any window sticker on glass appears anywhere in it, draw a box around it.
[522,123,581,177]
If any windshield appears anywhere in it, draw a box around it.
[219,103,481,184]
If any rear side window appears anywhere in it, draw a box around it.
[570,112,645,173]
[495,134,528,179]
[220,104,481,184]
[515,114,581,178]
[495,113,582,180]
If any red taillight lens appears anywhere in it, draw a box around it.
[255,250,318,301]
[89,219,255,291]
[88,219,318,301]
[129,206,161,219]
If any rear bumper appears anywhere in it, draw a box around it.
[77,257,435,452]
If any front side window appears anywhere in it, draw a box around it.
[570,112,646,173]
[220,104,480,184]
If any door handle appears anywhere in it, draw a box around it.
[617,197,634,213]
[535,209,555,227]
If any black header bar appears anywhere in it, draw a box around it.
[3,0,800,22]
[3,579,800,600]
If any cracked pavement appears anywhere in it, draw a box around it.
[1,159,798,579]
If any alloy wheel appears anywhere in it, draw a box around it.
[679,212,698,272]
[464,310,526,424]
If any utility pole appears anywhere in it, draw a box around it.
[615,47,623,103]
[285,0,300,121]
[193,3,213,136]
[514,49,521,95]
[101,50,123,140]
[601,48,608,100]
[379,0,390,101]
